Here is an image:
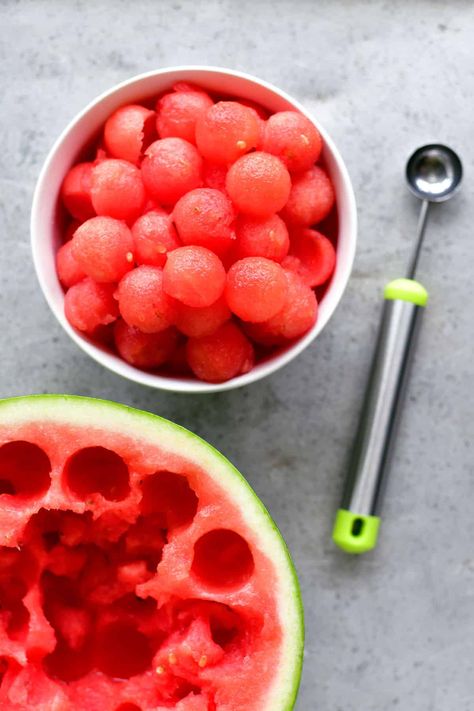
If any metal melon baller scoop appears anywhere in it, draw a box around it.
[332,144,463,554]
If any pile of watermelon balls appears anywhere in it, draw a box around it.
[57,83,337,383]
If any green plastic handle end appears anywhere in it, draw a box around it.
[332,509,381,554]
[384,278,428,306]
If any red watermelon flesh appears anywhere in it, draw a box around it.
[0,396,303,711]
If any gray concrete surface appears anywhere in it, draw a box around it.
[1,0,474,708]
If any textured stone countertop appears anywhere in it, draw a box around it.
[1,1,473,709]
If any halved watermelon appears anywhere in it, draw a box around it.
[0,396,303,710]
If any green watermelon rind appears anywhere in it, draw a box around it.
[0,394,304,711]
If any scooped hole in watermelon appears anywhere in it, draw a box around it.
[23,508,94,551]
[6,600,30,641]
[43,636,94,682]
[122,514,167,572]
[192,529,254,589]
[209,606,243,648]
[20,508,168,685]
[63,446,130,501]
[174,598,245,649]
[40,568,96,682]
[0,441,51,499]
[140,471,199,528]
[115,705,142,711]
[95,621,154,679]
[0,547,36,640]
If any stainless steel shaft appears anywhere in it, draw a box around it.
[341,298,424,517]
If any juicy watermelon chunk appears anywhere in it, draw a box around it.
[0,396,303,711]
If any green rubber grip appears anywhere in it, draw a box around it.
[332,509,381,554]
[384,278,428,306]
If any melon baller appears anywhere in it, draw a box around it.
[332,144,463,553]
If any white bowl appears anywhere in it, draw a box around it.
[31,66,357,393]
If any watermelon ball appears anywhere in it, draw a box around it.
[156,84,213,143]
[195,101,259,165]
[281,165,335,226]
[131,210,180,267]
[245,270,318,345]
[56,241,86,288]
[225,257,288,322]
[163,246,226,308]
[174,295,231,338]
[141,138,203,206]
[286,228,336,287]
[173,188,235,255]
[90,159,146,223]
[117,265,175,333]
[60,162,95,221]
[104,104,156,165]
[186,322,254,383]
[226,152,291,218]
[65,278,118,334]
[202,162,228,191]
[114,319,178,368]
[235,214,289,262]
[71,216,134,283]
[262,111,322,172]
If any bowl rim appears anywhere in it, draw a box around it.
[31,64,357,393]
